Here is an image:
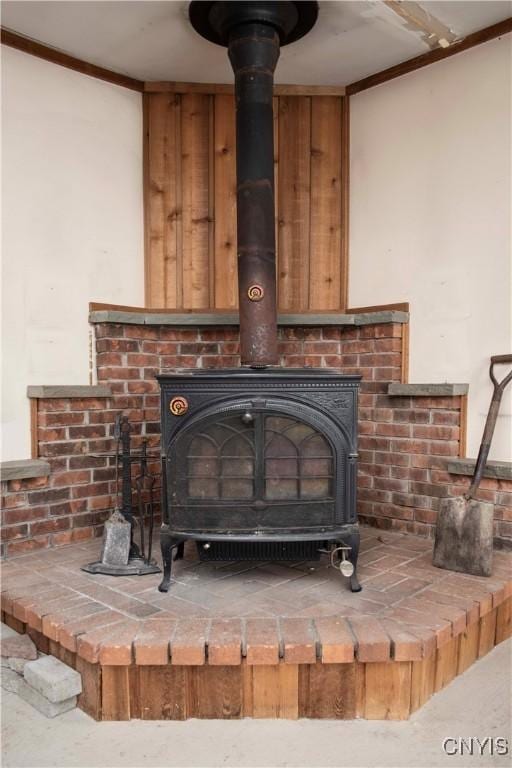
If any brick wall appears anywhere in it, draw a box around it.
[1,321,511,557]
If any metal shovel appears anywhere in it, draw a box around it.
[433,354,512,576]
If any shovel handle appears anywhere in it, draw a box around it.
[467,354,512,499]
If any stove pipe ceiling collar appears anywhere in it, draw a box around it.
[189,1,319,367]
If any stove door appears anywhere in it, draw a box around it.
[166,403,348,534]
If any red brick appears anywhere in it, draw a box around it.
[1,493,26,509]
[42,601,108,641]
[1,524,28,541]
[314,617,354,663]
[38,399,70,412]
[380,619,423,661]
[2,506,48,525]
[51,470,91,487]
[59,610,126,652]
[399,597,467,636]
[7,477,48,492]
[30,517,70,536]
[133,619,176,664]
[6,536,49,556]
[207,619,243,665]
[384,607,452,647]
[419,589,480,626]
[280,618,316,664]
[38,411,85,427]
[68,425,107,439]
[245,619,280,665]
[171,619,209,665]
[78,620,140,664]
[349,617,391,661]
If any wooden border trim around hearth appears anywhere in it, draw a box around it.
[2,595,511,721]
[346,18,512,95]
[1,28,144,92]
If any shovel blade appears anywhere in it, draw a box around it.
[433,496,494,577]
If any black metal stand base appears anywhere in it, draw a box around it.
[82,557,161,577]
[158,525,362,593]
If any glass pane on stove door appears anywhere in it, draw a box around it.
[186,414,256,500]
[264,415,333,501]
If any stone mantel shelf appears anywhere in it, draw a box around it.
[388,383,469,396]
[447,457,512,481]
[0,458,51,482]
[27,385,112,399]
[88,309,410,327]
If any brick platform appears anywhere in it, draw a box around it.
[2,526,511,720]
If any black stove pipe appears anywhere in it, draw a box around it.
[189,1,318,367]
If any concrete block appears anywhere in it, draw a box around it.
[24,655,82,703]
[17,677,77,718]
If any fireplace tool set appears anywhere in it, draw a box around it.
[82,414,161,576]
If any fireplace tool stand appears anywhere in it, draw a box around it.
[82,415,161,576]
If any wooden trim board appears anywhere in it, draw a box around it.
[347,18,512,95]
[1,28,144,92]
[144,82,346,96]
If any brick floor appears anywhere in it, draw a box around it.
[1,526,511,666]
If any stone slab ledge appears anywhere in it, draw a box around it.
[388,383,469,397]
[27,385,112,399]
[0,459,51,482]
[448,458,512,481]
[89,309,409,327]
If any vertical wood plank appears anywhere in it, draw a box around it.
[251,664,299,718]
[410,653,436,713]
[187,666,243,719]
[213,94,238,309]
[102,666,130,721]
[181,92,210,308]
[142,93,151,307]
[30,398,38,458]
[273,95,279,275]
[434,636,459,692]
[147,93,179,307]
[309,97,342,310]
[138,665,187,720]
[340,95,350,311]
[457,622,480,675]
[495,596,512,644]
[76,657,102,720]
[365,661,412,720]
[401,322,410,383]
[298,663,356,719]
[278,96,311,311]
[478,608,497,658]
[242,662,254,717]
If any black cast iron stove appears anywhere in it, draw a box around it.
[157,1,362,593]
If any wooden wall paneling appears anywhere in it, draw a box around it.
[147,93,179,307]
[495,596,512,644]
[102,666,131,720]
[434,636,459,692]
[478,609,497,658]
[213,94,238,308]
[410,653,436,713]
[273,96,279,280]
[250,664,299,718]
[298,662,356,719]
[187,665,243,718]
[76,658,102,720]
[181,93,211,308]
[364,661,412,720]
[137,665,187,720]
[277,96,312,311]
[457,622,480,675]
[309,96,342,309]
[340,95,350,311]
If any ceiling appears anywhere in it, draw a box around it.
[1,1,511,85]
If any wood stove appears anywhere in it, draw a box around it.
[157,1,362,594]
[158,369,361,592]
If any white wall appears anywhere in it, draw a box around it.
[1,48,144,461]
[350,35,511,461]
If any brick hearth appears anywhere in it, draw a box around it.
[1,526,511,720]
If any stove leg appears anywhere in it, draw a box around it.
[345,530,362,592]
[158,527,179,592]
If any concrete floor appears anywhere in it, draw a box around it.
[2,640,511,768]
